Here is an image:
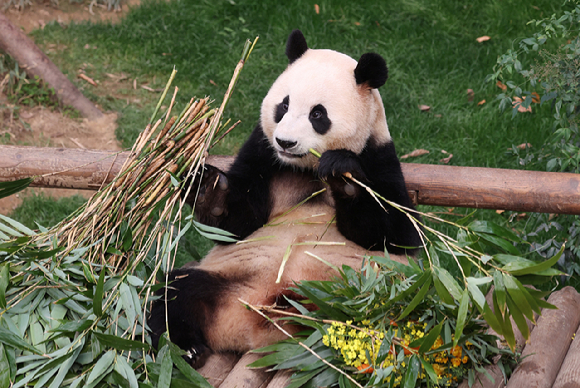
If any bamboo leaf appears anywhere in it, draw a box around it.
[493,271,507,315]
[419,357,438,384]
[114,355,139,388]
[418,321,444,354]
[433,266,462,301]
[466,277,489,310]
[390,270,430,305]
[402,355,420,388]
[93,332,151,352]
[119,283,137,325]
[158,346,172,388]
[192,220,237,242]
[47,340,84,388]
[500,245,565,276]
[0,214,35,236]
[468,221,522,242]
[295,284,348,321]
[398,270,432,320]
[0,327,41,355]
[0,344,10,388]
[93,268,106,317]
[86,350,115,386]
[481,301,503,336]
[433,271,454,304]
[505,294,530,340]
[0,178,32,201]
[454,288,470,348]
[0,264,9,309]
[500,307,516,352]
[503,273,534,321]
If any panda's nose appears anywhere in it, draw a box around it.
[276,138,297,150]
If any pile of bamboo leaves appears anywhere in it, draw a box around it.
[0,38,257,388]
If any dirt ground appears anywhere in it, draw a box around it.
[0,0,139,214]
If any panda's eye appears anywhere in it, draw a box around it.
[282,103,289,111]
[310,110,322,119]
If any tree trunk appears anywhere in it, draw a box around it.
[0,12,103,120]
[1,145,580,215]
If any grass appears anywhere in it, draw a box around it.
[8,0,572,264]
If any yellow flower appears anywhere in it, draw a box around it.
[451,357,462,368]
[451,346,462,358]
[433,364,446,377]
[462,355,469,364]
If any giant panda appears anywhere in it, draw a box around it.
[149,30,422,359]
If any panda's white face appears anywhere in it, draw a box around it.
[260,49,391,170]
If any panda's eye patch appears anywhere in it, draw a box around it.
[309,104,331,135]
[274,95,290,123]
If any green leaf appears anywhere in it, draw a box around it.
[0,264,9,310]
[506,294,530,341]
[398,270,432,320]
[0,327,41,355]
[493,271,507,315]
[501,245,565,276]
[468,221,522,242]
[454,288,470,348]
[86,350,115,386]
[114,355,138,388]
[158,346,173,388]
[0,178,32,201]
[0,344,10,388]
[390,269,430,305]
[168,343,213,388]
[500,305,516,352]
[466,277,489,310]
[295,284,348,321]
[122,226,133,252]
[419,357,438,384]
[418,321,444,354]
[93,267,106,317]
[503,274,534,321]
[192,220,237,243]
[433,266,462,301]
[402,355,420,388]
[119,283,137,325]
[93,332,151,351]
[433,271,454,304]
[475,232,521,255]
[481,301,503,336]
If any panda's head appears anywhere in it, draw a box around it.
[260,30,391,170]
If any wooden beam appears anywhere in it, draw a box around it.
[1,145,579,215]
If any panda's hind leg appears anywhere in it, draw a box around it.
[148,267,229,362]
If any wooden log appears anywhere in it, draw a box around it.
[1,145,580,215]
[218,353,274,388]
[196,353,241,388]
[0,13,103,120]
[552,323,580,388]
[506,287,580,388]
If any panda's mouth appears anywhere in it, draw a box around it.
[278,150,307,159]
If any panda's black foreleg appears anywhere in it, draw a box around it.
[181,124,277,241]
[182,164,231,227]
[318,144,422,255]
[148,268,228,362]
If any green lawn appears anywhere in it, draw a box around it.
[11,0,572,269]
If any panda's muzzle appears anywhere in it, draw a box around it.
[276,137,297,150]
[275,137,307,158]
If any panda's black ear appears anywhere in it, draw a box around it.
[354,53,388,89]
[286,30,309,64]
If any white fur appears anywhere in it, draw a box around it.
[260,48,391,169]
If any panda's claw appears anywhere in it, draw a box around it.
[182,165,230,226]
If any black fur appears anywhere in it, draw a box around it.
[274,96,289,123]
[183,124,280,241]
[149,268,230,360]
[318,141,421,254]
[309,104,332,135]
[286,30,309,64]
[354,53,388,89]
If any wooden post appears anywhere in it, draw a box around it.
[1,145,579,215]
[0,13,103,120]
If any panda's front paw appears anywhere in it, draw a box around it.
[182,165,230,226]
[318,150,366,198]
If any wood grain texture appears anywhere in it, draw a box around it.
[196,353,240,388]
[219,353,274,388]
[1,145,580,215]
[506,287,580,388]
[552,324,580,388]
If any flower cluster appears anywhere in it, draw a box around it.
[322,319,473,387]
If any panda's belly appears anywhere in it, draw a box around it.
[198,202,407,296]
